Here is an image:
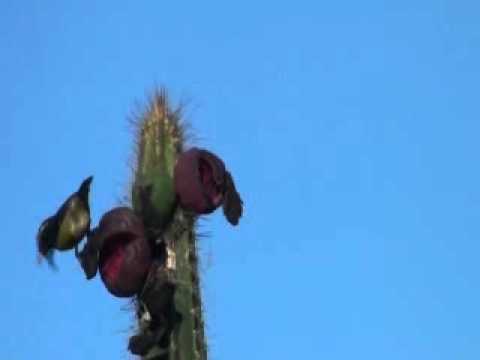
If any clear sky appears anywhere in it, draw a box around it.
[2,1,480,359]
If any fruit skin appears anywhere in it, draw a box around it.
[37,176,93,268]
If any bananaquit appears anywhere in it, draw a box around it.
[37,176,93,268]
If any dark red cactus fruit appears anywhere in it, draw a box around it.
[95,207,152,297]
[174,147,243,225]
[174,148,225,213]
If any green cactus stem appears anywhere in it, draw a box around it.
[132,93,180,231]
[131,90,207,360]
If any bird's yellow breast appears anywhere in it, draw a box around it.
[57,198,90,250]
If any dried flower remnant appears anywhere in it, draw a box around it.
[174,147,243,225]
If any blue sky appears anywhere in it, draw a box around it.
[2,1,480,359]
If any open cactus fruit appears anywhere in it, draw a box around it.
[38,90,243,360]
[89,207,151,298]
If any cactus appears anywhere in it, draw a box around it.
[130,90,207,360]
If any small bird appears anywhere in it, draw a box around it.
[37,176,93,268]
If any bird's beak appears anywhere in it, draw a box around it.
[78,176,94,194]
[85,176,93,186]
[82,176,94,188]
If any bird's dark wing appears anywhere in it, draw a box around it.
[37,216,57,255]
[222,171,243,226]
[36,216,59,269]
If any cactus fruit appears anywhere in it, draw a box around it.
[174,147,243,225]
[78,206,152,299]
[96,207,152,297]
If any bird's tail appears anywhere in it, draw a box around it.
[37,250,58,271]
